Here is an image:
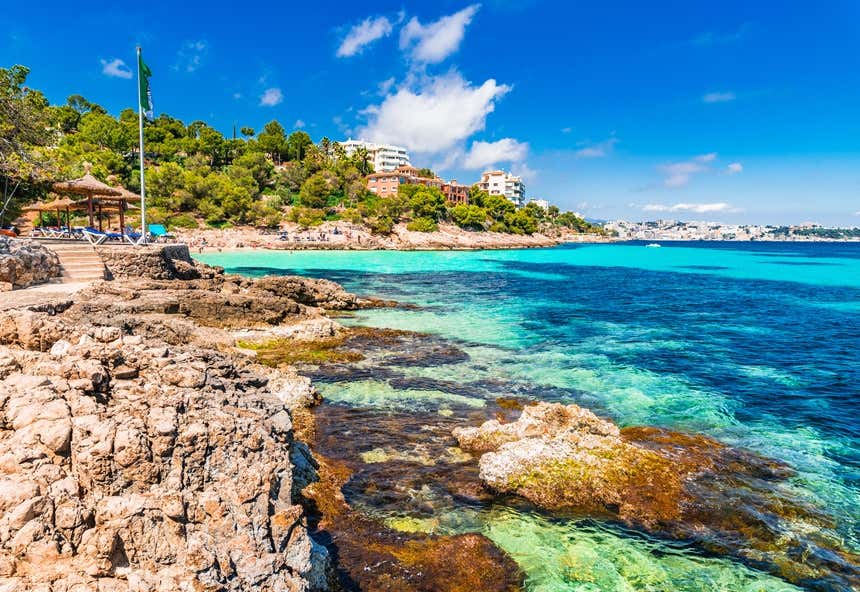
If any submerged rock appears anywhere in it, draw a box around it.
[301,453,523,592]
[454,402,860,591]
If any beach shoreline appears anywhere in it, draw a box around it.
[173,221,614,254]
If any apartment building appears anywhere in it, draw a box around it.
[528,198,550,211]
[366,165,469,204]
[341,139,411,172]
[477,170,526,207]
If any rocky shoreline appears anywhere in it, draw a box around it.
[0,237,61,291]
[174,222,611,253]
[0,250,526,591]
[3,245,858,591]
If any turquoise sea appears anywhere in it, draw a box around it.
[198,242,860,591]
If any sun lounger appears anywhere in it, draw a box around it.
[82,227,122,244]
[82,227,108,245]
[148,224,176,243]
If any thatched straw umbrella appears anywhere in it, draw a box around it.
[42,196,81,231]
[103,185,142,237]
[21,202,50,227]
[52,163,121,228]
[88,199,139,233]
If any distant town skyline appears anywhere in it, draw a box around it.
[1,0,858,225]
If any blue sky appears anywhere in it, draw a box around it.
[2,0,859,224]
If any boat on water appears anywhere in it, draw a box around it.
[646,243,661,248]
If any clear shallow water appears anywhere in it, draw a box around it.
[198,241,860,590]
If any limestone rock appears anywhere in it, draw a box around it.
[0,238,61,289]
[455,402,860,590]
[0,302,333,590]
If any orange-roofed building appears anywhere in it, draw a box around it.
[367,165,469,205]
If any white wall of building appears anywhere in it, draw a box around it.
[341,139,411,172]
[479,171,526,207]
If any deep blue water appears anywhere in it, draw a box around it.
[199,241,860,591]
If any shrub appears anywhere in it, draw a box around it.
[488,221,509,233]
[451,204,486,230]
[504,210,539,235]
[406,217,439,232]
[166,213,199,229]
[367,215,394,235]
[407,186,447,221]
[299,171,339,208]
[289,206,325,228]
[341,208,363,224]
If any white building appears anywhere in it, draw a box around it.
[340,139,411,172]
[528,198,550,211]
[477,170,526,207]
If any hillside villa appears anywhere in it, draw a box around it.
[366,165,470,205]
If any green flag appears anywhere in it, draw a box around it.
[138,50,154,120]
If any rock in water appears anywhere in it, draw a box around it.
[454,402,860,591]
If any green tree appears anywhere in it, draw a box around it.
[468,186,488,207]
[75,112,134,153]
[298,170,339,208]
[240,127,255,138]
[416,167,435,178]
[0,65,53,224]
[504,209,539,235]
[258,120,288,164]
[483,193,516,221]
[232,151,274,193]
[451,204,486,230]
[407,186,447,221]
[522,201,546,220]
[407,217,438,232]
[351,146,374,175]
[286,130,313,162]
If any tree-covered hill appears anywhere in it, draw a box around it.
[0,65,604,236]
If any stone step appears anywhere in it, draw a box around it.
[58,257,102,264]
[61,265,105,273]
[52,243,107,282]
[63,272,104,277]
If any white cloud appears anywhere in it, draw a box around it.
[463,138,528,170]
[259,88,283,107]
[358,72,511,153]
[294,119,306,129]
[692,23,750,46]
[660,153,717,187]
[511,162,537,181]
[575,137,619,158]
[561,127,573,134]
[703,91,736,103]
[400,4,480,64]
[337,16,393,57]
[378,77,396,95]
[176,40,208,72]
[232,92,242,100]
[726,162,743,175]
[643,202,739,214]
[100,58,132,79]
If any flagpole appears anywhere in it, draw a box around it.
[136,46,147,244]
